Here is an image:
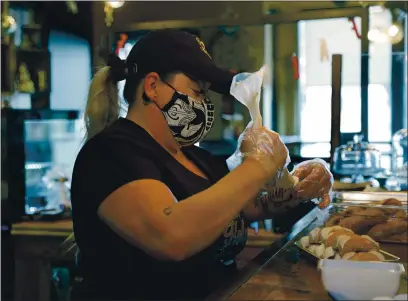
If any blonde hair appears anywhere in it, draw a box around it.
[61,67,121,254]
[84,66,121,140]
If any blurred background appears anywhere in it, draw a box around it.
[1,1,407,301]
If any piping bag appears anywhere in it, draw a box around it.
[227,65,299,203]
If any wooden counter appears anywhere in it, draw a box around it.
[12,220,74,301]
[207,209,408,301]
[10,219,281,301]
[12,211,407,301]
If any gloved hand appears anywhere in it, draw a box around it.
[291,158,333,208]
[227,121,289,179]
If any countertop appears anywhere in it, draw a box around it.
[206,208,408,301]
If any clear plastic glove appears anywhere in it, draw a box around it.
[227,121,289,178]
[291,158,334,208]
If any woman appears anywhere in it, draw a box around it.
[71,29,332,300]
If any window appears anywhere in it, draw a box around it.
[298,17,362,143]
[298,8,395,169]
[48,31,92,111]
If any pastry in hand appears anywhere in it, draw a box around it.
[309,228,322,244]
[367,220,408,240]
[339,215,387,234]
[348,251,385,261]
[324,228,354,247]
[336,234,379,256]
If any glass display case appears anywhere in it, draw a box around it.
[24,118,83,215]
[1,108,81,221]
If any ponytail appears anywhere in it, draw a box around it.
[84,67,120,141]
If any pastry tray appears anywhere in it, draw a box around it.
[294,241,400,262]
[332,191,408,206]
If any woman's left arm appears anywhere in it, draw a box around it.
[242,159,333,222]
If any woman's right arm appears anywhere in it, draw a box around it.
[99,158,267,261]
[98,128,288,261]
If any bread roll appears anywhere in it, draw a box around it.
[367,220,408,240]
[387,231,408,243]
[325,215,344,227]
[381,198,402,207]
[339,215,387,234]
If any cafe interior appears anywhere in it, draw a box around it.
[1,1,408,301]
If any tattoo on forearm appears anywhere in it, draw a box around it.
[163,207,173,216]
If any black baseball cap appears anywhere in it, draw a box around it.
[124,29,234,95]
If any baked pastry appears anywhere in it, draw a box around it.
[342,252,356,260]
[309,228,322,244]
[299,236,310,248]
[381,198,402,207]
[387,231,408,243]
[314,244,326,258]
[322,246,336,259]
[367,219,408,240]
[325,215,344,227]
[324,228,354,247]
[320,227,336,241]
[348,251,385,261]
[338,214,387,234]
[335,234,379,256]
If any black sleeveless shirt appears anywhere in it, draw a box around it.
[71,118,248,300]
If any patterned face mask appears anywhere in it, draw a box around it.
[160,85,215,147]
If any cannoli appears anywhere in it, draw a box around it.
[342,252,356,260]
[308,244,318,254]
[367,220,408,240]
[336,234,379,256]
[299,236,310,248]
[309,228,322,244]
[323,246,336,259]
[348,251,385,261]
[319,227,335,241]
[324,229,354,247]
[314,244,326,258]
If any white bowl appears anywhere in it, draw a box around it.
[318,259,405,301]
